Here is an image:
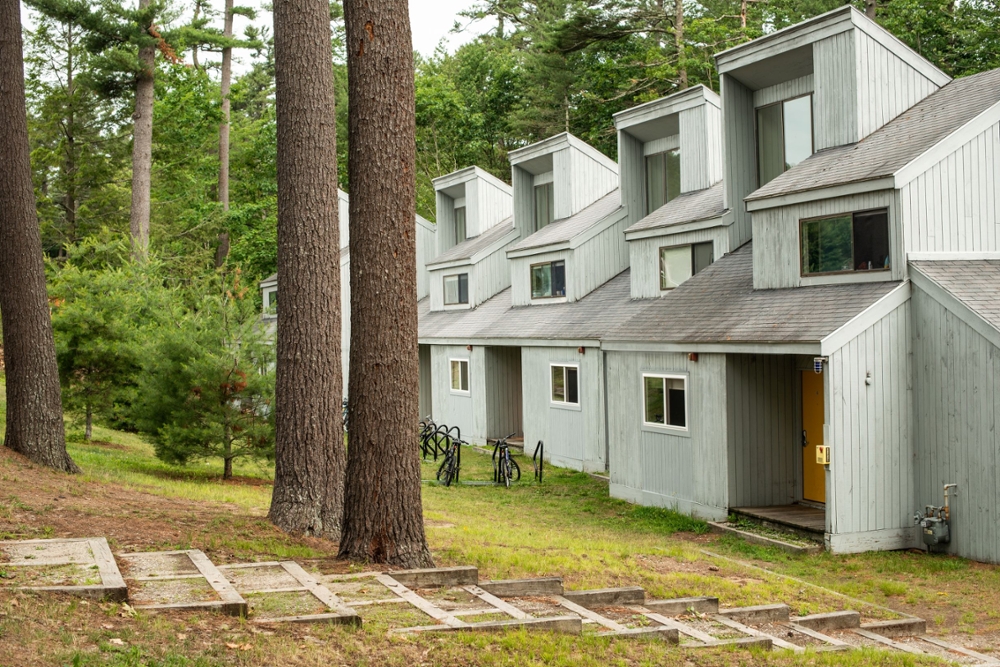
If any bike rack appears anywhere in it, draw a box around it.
[532,441,544,484]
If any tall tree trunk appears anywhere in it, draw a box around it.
[130,0,155,257]
[675,0,687,89]
[338,0,432,568]
[215,0,234,268]
[268,0,345,538]
[85,403,92,441]
[191,0,201,68]
[0,0,79,474]
[865,0,876,20]
[63,24,77,250]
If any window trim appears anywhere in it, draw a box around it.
[798,207,891,278]
[645,148,682,216]
[449,358,470,395]
[640,372,690,435]
[754,92,815,188]
[530,259,567,300]
[262,287,278,319]
[443,272,470,306]
[549,363,581,410]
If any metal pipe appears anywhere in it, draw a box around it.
[943,484,958,521]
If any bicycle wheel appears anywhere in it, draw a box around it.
[502,459,512,488]
[437,455,454,486]
[509,458,521,483]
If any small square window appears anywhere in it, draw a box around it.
[550,365,579,406]
[444,273,469,305]
[450,359,469,393]
[531,260,566,299]
[642,374,687,430]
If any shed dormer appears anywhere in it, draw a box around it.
[716,5,950,248]
[433,166,513,257]
[508,133,619,243]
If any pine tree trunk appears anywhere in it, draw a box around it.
[215,0,234,268]
[0,0,79,474]
[130,0,155,256]
[338,0,432,568]
[267,0,346,539]
[675,0,687,89]
[85,403,92,441]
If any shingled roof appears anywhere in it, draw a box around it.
[604,244,901,344]
[911,260,1000,334]
[510,190,623,252]
[748,67,1000,202]
[625,183,727,236]
[428,219,515,267]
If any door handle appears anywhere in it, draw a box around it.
[802,430,808,447]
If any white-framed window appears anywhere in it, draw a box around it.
[659,242,714,290]
[550,364,579,406]
[454,206,467,243]
[450,358,470,394]
[444,273,469,305]
[531,260,566,299]
[262,287,278,318]
[642,373,688,431]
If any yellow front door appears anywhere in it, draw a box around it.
[801,371,826,504]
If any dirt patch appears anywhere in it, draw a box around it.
[220,564,300,592]
[0,562,101,587]
[1,539,93,566]
[246,591,328,618]
[117,552,200,579]
[128,577,219,606]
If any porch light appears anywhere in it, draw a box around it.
[813,357,827,374]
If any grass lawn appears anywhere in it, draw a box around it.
[0,372,998,665]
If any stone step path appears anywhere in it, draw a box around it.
[1,538,996,664]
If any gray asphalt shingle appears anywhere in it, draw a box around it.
[427,219,515,267]
[911,260,1000,334]
[625,183,727,235]
[510,190,623,252]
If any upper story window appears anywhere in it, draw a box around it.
[550,364,579,406]
[443,273,469,305]
[534,182,555,231]
[643,373,687,431]
[454,206,467,243]
[646,149,681,214]
[757,95,813,187]
[531,260,566,299]
[263,288,277,318]
[450,359,470,394]
[659,241,714,290]
[801,209,890,276]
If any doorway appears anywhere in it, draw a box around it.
[801,370,826,504]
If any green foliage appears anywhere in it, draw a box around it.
[133,269,275,478]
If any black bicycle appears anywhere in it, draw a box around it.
[436,434,463,487]
[492,433,521,488]
[342,398,349,433]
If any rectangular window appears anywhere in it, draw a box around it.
[801,209,890,276]
[642,374,687,430]
[450,359,469,394]
[443,273,469,305]
[692,242,714,275]
[757,95,813,187]
[534,182,555,231]
[531,260,566,299]
[645,149,681,214]
[454,206,467,243]
[660,242,715,291]
[263,288,278,317]
[550,364,579,405]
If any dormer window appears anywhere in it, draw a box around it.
[801,209,890,276]
[659,242,714,290]
[757,95,813,187]
[454,206,467,243]
[646,149,681,213]
[531,260,566,299]
[534,182,554,231]
[443,273,469,305]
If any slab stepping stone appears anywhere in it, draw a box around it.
[0,537,127,601]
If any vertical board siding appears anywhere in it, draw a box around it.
[484,346,524,440]
[416,217,436,301]
[419,344,433,419]
[722,75,757,250]
[827,301,914,538]
[628,228,731,300]
[726,355,799,507]
[435,191,456,255]
[473,244,515,308]
[813,32,858,150]
[900,122,1000,254]
[913,289,1000,564]
[752,74,815,109]
[430,344,488,443]
[855,31,942,141]
[680,108,710,192]
[341,256,351,399]
[572,217,631,301]
[477,177,515,233]
[512,166,535,241]
[704,103,724,188]
[605,351,729,519]
[752,191,901,289]
[566,147,619,219]
[521,347,605,471]
[619,131,646,228]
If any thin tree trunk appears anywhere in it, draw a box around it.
[191,0,201,68]
[338,0,432,568]
[130,0,155,257]
[675,0,687,89]
[865,0,876,20]
[0,0,78,474]
[215,0,234,268]
[85,403,92,441]
[268,0,345,538]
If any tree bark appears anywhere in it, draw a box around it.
[215,0,234,268]
[865,0,876,20]
[674,0,687,89]
[130,0,155,257]
[0,0,78,474]
[85,403,92,441]
[338,0,432,568]
[267,0,345,539]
